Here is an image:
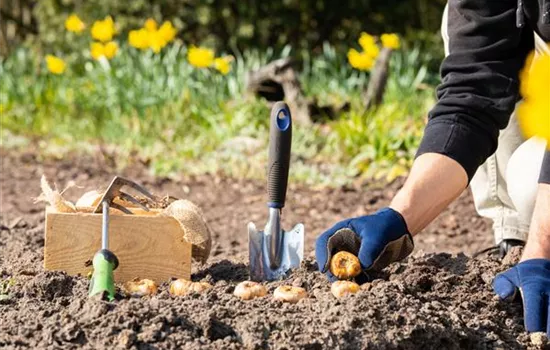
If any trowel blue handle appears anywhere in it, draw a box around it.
[267,102,292,209]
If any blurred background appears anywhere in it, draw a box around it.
[0,0,446,186]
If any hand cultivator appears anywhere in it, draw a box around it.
[248,102,305,281]
[88,177,157,300]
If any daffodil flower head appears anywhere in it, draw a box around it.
[187,46,215,68]
[144,18,158,32]
[129,29,150,50]
[65,14,85,33]
[381,33,400,49]
[518,52,550,146]
[148,31,168,53]
[214,56,233,75]
[159,21,177,43]
[90,41,118,60]
[358,32,375,52]
[45,55,66,75]
[91,16,116,42]
[347,48,375,71]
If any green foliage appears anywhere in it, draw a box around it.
[2,41,436,185]
[28,0,445,55]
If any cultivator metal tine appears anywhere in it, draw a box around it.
[118,191,150,211]
[109,202,134,215]
[93,176,156,214]
[115,178,157,202]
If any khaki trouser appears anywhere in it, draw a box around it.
[441,5,549,244]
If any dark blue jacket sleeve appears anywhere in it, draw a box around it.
[416,0,535,181]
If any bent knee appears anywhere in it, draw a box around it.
[506,137,547,224]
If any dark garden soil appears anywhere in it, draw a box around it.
[0,149,546,349]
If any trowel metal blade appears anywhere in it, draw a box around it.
[248,222,305,281]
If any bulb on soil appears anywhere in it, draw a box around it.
[330,251,361,280]
[124,278,158,296]
[169,279,212,296]
[233,281,267,300]
[273,285,307,303]
[331,280,360,298]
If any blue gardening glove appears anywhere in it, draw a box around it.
[315,207,414,281]
[493,259,550,334]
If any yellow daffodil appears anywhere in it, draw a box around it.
[517,53,550,146]
[214,56,233,75]
[158,21,177,43]
[148,30,167,53]
[90,42,104,60]
[358,32,375,52]
[144,18,158,31]
[65,14,85,33]
[45,55,66,75]
[187,46,214,68]
[381,33,400,49]
[347,48,374,71]
[364,42,380,58]
[357,31,380,59]
[91,16,115,42]
[90,41,118,60]
[129,29,149,50]
[103,41,118,59]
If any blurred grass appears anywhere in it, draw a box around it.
[0,42,436,186]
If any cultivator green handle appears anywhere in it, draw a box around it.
[88,249,119,301]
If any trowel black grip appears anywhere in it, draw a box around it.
[267,102,292,209]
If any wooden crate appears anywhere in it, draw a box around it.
[44,207,191,282]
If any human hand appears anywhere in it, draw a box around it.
[315,207,413,281]
[493,259,550,334]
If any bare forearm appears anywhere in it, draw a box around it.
[522,184,550,260]
[389,153,468,235]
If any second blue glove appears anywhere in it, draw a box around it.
[493,259,550,334]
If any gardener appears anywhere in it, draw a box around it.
[316,0,550,335]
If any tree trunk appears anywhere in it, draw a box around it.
[363,47,393,110]
[246,58,312,126]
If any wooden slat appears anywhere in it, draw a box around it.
[44,209,191,283]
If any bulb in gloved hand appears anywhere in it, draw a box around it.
[330,251,361,280]
[331,280,360,298]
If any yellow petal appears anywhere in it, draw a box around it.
[358,32,375,52]
[144,18,158,32]
[129,29,149,49]
[65,14,85,33]
[159,21,177,42]
[148,30,168,53]
[90,42,105,60]
[187,46,215,68]
[518,53,550,146]
[91,16,116,42]
[214,56,233,75]
[347,48,374,71]
[381,33,400,50]
[103,41,118,59]
[45,55,66,75]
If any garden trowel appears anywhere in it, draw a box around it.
[248,102,305,281]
